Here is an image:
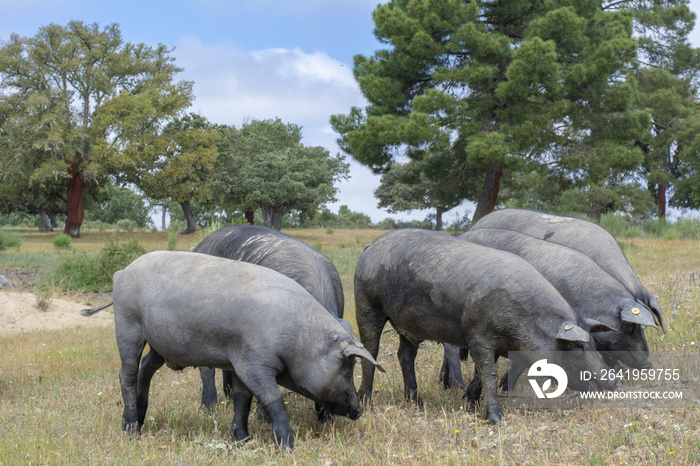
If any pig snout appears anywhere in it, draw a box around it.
[347,404,363,420]
[325,397,363,420]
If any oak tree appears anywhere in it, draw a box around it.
[0,21,192,237]
[210,119,349,230]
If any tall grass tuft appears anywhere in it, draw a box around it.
[0,229,21,250]
[600,214,644,238]
[674,218,700,239]
[167,230,178,250]
[53,233,72,249]
[53,235,146,292]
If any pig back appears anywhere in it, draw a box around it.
[114,251,340,366]
[355,229,576,345]
[471,209,640,295]
[194,225,344,318]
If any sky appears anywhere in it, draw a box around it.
[2,0,700,225]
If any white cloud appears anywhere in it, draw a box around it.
[176,36,358,131]
[172,36,430,222]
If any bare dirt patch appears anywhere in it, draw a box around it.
[0,290,113,337]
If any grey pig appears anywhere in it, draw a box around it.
[193,224,354,420]
[471,209,664,331]
[456,227,657,399]
[354,229,616,424]
[90,251,383,450]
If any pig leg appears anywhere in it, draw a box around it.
[469,346,503,424]
[354,288,388,403]
[223,370,273,424]
[315,403,333,423]
[464,372,482,411]
[439,343,465,390]
[234,365,293,450]
[222,369,234,399]
[199,367,218,407]
[228,372,254,442]
[136,348,165,426]
[500,362,526,392]
[397,334,422,406]
[115,321,146,434]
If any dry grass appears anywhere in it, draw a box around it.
[1,228,698,464]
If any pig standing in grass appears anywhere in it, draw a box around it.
[100,251,383,450]
[470,209,664,330]
[457,227,658,396]
[193,225,353,418]
[354,229,616,424]
[460,228,656,367]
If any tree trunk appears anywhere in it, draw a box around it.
[64,161,85,238]
[38,208,53,232]
[261,206,284,230]
[657,182,667,220]
[180,200,197,233]
[435,206,445,231]
[49,211,58,228]
[161,205,168,231]
[471,164,502,223]
[245,208,255,225]
[588,202,603,222]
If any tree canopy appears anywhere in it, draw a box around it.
[119,113,220,233]
[210,118,349,230]
[331,0,694,222]
[0,21,192,236]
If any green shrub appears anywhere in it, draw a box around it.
[53,234,72,249]
[0,230,22,250]
[203,219,225,236]
[116,219,136,232]
[674,218,700,240]
[167,230,178,250]
[600,213,644,238]
[663,228,681,240]
[55,235,145,292]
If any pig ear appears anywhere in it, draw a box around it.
[555,322,590,343]
[583,317,617,333]
[337,318,359,341]
[342,342,386,373]
[642,296,665,333]
[620,304,658,329]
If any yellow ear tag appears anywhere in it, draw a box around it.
[631,307,640,315]
[564,323,574,331]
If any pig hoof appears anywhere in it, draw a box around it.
[465,400,477,413]
[358,391,373,406]
[233,435,251,444]
[408,395,423,408]
[122,421,141,435]
[485,408,503,425]
[231,430,251,442]
[315,407,333,424]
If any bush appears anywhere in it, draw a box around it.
[167,230,178,251]
[600,213,644,238]
[674,218,700,240]
[53,234,72,249]
[55,235,145,292]
[116,219,136,232]
[0,230,22,250]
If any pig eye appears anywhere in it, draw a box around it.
[569,342,585,351]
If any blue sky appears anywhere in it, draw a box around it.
[2,1,700,224]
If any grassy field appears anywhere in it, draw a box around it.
[0,228,698,465]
